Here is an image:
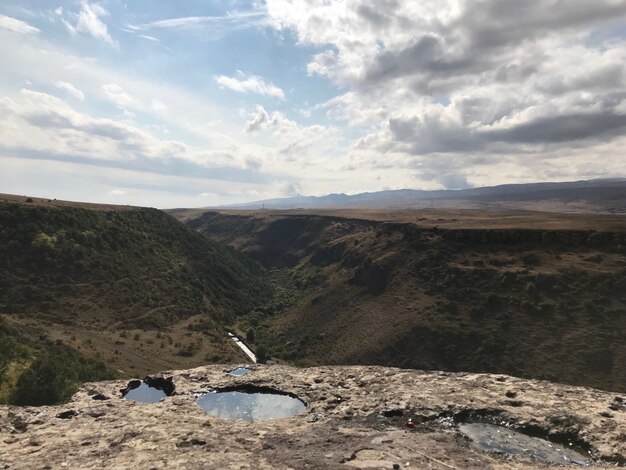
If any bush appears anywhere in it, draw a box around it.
[256,345,269,363]
[9,346,113,406]
[246,328,255,344]
[522,253,541,266]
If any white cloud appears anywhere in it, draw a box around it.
[126,10,266,38]
[138,34,159,42]
[65,1,116,47]
[216,71,285,100]
[245,105,280,132]
[109,189,127,195]
[0,14,40,34]
[265,0,626,188]
[102,83,142,110]
[54,81,85,101]
[151,99,167,112]
[0,89,184,162]
[0,89,261,174]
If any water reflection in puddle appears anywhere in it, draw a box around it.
[228,368,251,376]
[123,382,167,403]
[197,390,306,421]
[459,423,591,466]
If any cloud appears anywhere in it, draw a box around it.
[64,1,116,46]
[109,189,127,195]
[0,89,182,162]
[54,81,85,101]
[126,10,266,40]
[244,105,280,132]
[216,72,285,99]
[0,14,40,34]
[279,181,302,196]
[102,83,141,110]
[138,34,159,42]
[307,50,338,78]
[151,99,167,112]
[483,111,626,145]
[0,89,274,182]
[439,174,472,190]
[266,0,626,185]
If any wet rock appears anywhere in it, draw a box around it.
[609,397,626,412]
[55,410,79,420]
[91,394,110,401]
[176,438,207,448]
[458,423,591,466]
[307,413,321,423]
[2,365,626,468]
[119,379,142,396]
[8,414,28,433]
[144,376,175,396]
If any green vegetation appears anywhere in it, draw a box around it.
[231,269,300,362]
[185,211,626,392]
[0,315,114,406]
[0,201,277,402]
[0,316,33,402]
[9,344,114,406]
[0,202,271,326]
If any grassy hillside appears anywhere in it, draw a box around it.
[0,200,273,399]
[0,314,114,405]
[183,210,626,392]
[0,202,269,324]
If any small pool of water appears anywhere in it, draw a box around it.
[197,390,306,421]
[228,367,251,376]
[459,423,591,466]
[123,382,167,403]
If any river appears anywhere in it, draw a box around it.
[227,332,257,363]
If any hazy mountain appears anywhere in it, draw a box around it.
[217,178,626,213]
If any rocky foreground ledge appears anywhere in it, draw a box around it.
[1,365,625,469]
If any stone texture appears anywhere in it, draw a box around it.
[1,365,625,469]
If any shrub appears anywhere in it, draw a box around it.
[9,346,113,406]
[246,328,255,344]
[256,344,269,363]
[522,253,541,266]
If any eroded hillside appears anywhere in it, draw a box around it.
[180,210,626,392]
[0,199,273,403]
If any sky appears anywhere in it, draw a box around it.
[1,0,626,208]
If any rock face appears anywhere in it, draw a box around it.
[1,365,625,469]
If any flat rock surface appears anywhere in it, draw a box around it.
[1,365,625,469]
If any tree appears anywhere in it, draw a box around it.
[246,328,255,344]
[256,344,268,364]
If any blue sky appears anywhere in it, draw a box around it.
[1,1,626,207]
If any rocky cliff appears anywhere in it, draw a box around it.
[2,365,625,469]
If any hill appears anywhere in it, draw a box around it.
[178,209,626,392]
[211,178,626,213]
[0,197,273,403]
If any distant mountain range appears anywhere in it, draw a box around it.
[217,178,626,213]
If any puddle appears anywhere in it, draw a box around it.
[228,367,251,376]
[123,382,167,403]
[121,377,175,403]
[459,423,591,466]
[197,387,306,421]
